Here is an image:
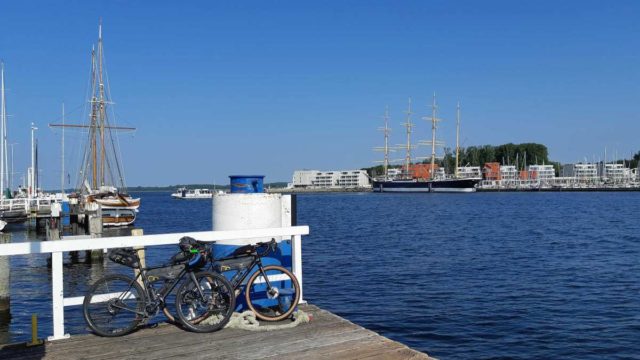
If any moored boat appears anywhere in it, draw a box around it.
[51,23,140,227]
[372,95,478,193]
[171,188,213,199]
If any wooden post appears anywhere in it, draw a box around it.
[0,233,10,315]
[89,207,103,260]
[131,229,145,286]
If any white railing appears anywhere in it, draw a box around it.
[0,225,309,341]
[0,198,28,211]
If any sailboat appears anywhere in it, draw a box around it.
[52,23,139,226]
[0,63,28,223]
[372,94,479,193]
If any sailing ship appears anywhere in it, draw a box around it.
[372,95,479,193]
[52,24,139,227]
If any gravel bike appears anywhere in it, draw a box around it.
[210,238,300,321]
[83,237,235,337]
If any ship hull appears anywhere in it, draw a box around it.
[372,178,479,193]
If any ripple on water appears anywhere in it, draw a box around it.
[2,192,640,359]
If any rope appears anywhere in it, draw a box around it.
[224,310,310,331]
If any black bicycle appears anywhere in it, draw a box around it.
[83,237,235,337]
[210,238,300,321]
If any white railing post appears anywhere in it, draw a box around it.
[291,234,304,303]
[48,251,69,340]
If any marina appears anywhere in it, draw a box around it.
[1,2,639,359]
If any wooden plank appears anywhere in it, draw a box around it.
[0,304,434,360]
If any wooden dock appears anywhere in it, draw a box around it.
[0,304,434,360]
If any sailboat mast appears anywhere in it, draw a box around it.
[30,123,37,197]
[90,45,98,190]
[404,98,413,176]
[455,101,460,178]
[430,93,437,180]
[98,22,106,188]
[61,103,65,193]
[0,62,5,198]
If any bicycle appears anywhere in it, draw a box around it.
[83,237,235,337]
[210,238,301,321]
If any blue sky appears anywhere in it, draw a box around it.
[0,1,638,187]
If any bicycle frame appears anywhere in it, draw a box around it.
[111,263,203,318]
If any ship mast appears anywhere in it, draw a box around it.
[382,106,390,179]
[61,103,65,193]
[98,22,106,188]
[403,98,413,176]
[49,22,135,195]
[374,106,392,180]
[0,62,5,198]
[90,44,98,189]
[429,93,439,180]
[455,101,460,178]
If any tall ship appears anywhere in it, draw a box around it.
[372,95,479,193]
[52,23,139,226]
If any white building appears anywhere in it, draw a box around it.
[500,166,518,180]
[528,165,555,180]
[291,170,371,189]
[603,163,633,183]
[457,166,482,179]
[573,163,598,183]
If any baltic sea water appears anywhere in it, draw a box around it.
[1,191,639,359]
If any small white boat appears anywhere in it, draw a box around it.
[171,188,213,200]
[0,220,6,231]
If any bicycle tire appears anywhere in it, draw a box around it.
[175,271,235,333]
[83,274,145,337]
[245,265,300,321]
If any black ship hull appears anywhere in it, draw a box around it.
[372,178,479,193]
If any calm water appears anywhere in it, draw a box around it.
[2,192,640,359]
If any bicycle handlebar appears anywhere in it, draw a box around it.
[254,238,277,257]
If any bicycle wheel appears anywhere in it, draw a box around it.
[83,274,145,337]
[175,271,235,333]
[245,265,300,321]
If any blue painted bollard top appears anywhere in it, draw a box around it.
[229,175,265,193]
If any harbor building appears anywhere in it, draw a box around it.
[528,165,555,180]
[291,170,371,189]
[501,166,518,180]
[603,163,634,183]
[573,163,599,184]
[457,166,482,179]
